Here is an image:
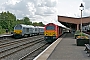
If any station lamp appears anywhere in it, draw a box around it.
[79,3,84,37]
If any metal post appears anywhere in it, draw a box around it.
[79,3,84,37]
[81,10,82,37]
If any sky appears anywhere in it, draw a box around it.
[0,0,90,27]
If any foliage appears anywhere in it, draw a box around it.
[32,22,44,26]
[0,29,6,34]
[0,11,45,34]
[76,32,89,39]
[0,26,5,34]
[75,30,80,35]
[38,22,45,26]
[0,26,2,29]
[74,30,90,39]
[32,22,45,26]
[77,36,89,39]
[0,11,16,31]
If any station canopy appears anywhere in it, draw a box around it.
[58,16,90,30]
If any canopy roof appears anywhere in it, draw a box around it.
[58,16,90,24]
[58,16,90,30]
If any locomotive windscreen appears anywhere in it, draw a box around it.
[14,25,22,30]
[46,26,55,30]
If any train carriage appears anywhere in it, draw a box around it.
[39,26,44,35]
[33,26,40,35]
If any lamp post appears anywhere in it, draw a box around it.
[79,3,84,37]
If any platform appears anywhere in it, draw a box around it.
[34,33,90,60]
[0,34,13,40]
[0,33,13,37]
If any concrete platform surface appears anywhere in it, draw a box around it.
[47,33,90,60]
[0,34,13,37]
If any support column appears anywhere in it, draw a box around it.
[77,24,79,30]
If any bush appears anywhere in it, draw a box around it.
[74,30,89,39]
[0,29,6,34]
[74,30,81,39]
[75,30,80,34]
[76,32,89,39]
[77,36,89,39]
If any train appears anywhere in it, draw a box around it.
[13,24,44,38]
[82,24,90,35]
[44,23,69,43]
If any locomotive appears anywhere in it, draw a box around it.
[13,24,44,38]
[44,23,69,43]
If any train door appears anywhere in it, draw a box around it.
[26,28,29,34]
[58,26,61,37]
[22,27,25,36]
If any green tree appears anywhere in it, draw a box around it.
[16,19,24,24]
[32,22,38,26]
[0,11,16,31]
[38,22,45,26]
[32,22,45,26]
[0,11,45,34]
[23,17,32,25]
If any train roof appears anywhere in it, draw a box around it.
[45,23,70,30]
[38,26,44,28]
[45,23,66,27]
[15,24,34,28]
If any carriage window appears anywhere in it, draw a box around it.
[46,26,55,30]
[26,28,29,32]
[23,27,25,31]
[35,28,37,31]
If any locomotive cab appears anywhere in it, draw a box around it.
[44,23,60,43]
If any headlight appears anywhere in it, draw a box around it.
[53,37,56,39]
[45,37,48,39]
[46,34,47,35]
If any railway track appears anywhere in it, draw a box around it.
[0,37,44,53]
[0,36,45,59]
[0,37,15,43]
[0,35,43,48]
[0,35,43,43]
[19,43,49,60]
